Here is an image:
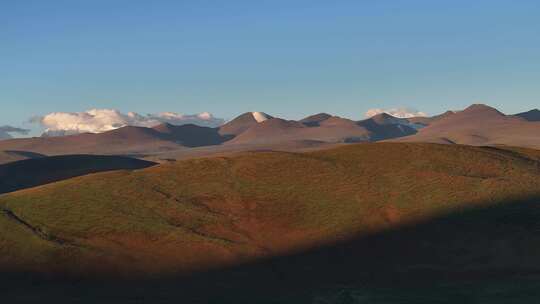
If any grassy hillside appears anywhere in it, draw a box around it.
[2,143,540,302]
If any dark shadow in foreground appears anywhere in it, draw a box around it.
[3,195,540,303]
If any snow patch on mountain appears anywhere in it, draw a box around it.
[252,112,270,123]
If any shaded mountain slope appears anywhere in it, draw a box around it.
[358,113,419,140]
[394,104,540,148]
[152,123,231,147]
[2,143,540,280]
[0,150,45,165]
[0,155,156,194]
[515,109,540,121]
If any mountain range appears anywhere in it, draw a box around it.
[3,104,540,302]
[1,104,540,161]
[394,104,540,147]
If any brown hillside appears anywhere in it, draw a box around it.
[394,104,540,148]
[300,113,333,126]
[2,143,540,301]
[0,126,184,155]
[2,143,540,276]
[406,110,455,125]
[228,117,371,144]
[218,112,273,136]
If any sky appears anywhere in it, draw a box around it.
[2,0,540,135]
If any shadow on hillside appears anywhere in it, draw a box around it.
[154,123,235,147]
[0,155,156,194]
[4,195,540,303]
[4,150,46,159]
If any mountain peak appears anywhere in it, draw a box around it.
[373,112,395,118]
[460,104,506,118]
[463,104,499,112]
[369,112,400,124]
[300,113,333,126]
[219,112,273,136]
[302,112,332,119]
[251,112,271,123]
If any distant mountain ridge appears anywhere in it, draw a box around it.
[0,110,421,157]
[393,104,540,148]
[515,109,540,121]
[218,112,274,136]
[1,104,540,160]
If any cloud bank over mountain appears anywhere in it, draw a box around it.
[0,126,30,139]
[365,107,427,119]
[33,109,225,136]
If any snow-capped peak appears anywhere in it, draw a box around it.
[252,112,270,123]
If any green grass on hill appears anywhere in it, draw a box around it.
[2,143,540,278]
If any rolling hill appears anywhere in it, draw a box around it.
[2,143,540,302]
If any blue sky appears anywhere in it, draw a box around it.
[2,0,540,133]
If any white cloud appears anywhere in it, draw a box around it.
[365,107,428,119]
[33,109,225,136]
[0,125,30,140]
